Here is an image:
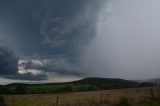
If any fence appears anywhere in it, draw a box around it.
[4,86,160,106]
[52,86,160,106]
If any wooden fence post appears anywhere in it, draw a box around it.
[150,88,154,99]
[100,92,102,106]
[56,96,59,106]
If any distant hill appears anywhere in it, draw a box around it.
[147,78,160,84]
[0,77,147,94]
[6,77,139,88]
[70,77,139,89]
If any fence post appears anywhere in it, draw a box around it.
[150,88,154,99]
[56,96,59,106]
[100,92,102,106]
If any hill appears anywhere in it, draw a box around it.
[71,77,139,89]
[0,77,143,94]
[147,78,160,84]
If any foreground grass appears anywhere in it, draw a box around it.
[133,100,160,106]
[1,86,160,106]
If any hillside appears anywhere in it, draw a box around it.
[147,78,160,84]
[0,78,141,94]
[71,77,139,89]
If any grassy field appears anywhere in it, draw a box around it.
[1,86,160,106]
[133,100,160,106]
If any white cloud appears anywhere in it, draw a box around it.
[18,59,45,75]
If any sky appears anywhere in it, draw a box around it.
[1,0,160,84]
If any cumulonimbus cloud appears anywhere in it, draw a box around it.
[0,43,47,80]
[18,59,82,77]
[0,0,108,81]
[0,44,18,75]
[40,0,107,56]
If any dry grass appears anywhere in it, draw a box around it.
[1,86,160,106]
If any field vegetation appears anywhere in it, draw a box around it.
[0,78,152,94]
[0,86,160,106]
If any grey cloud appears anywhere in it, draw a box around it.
[82,0,160,80]
[14,0,107,80]
[0,0,107,81]
[19,59,82,77]
[10,73,47,81]
[0,44,18,75]
[1,0,160,82]
[40,0,107,56]
[0,43,47,80]
[0,0,106,57]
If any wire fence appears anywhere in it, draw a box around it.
[3,86,160,106]
[52,86,160,106]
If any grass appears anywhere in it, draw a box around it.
[133,100,160,106]
[1,86,160,106]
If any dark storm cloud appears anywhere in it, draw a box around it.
[0,44,18,75]
[0,43,47,80]
[1,0,160,82]
[9,73,47,81]
[0,0,107,81]
[0,0,106,57]
[40,0,105,56]
[19,59,81,76]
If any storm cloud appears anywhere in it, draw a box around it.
[19,59,81,76]
[1,0,160,82]
[0,44,47,80]
[0,0,107,81]
[82,0,160,80]
[0,0,106,57]
[0,44,18,75]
